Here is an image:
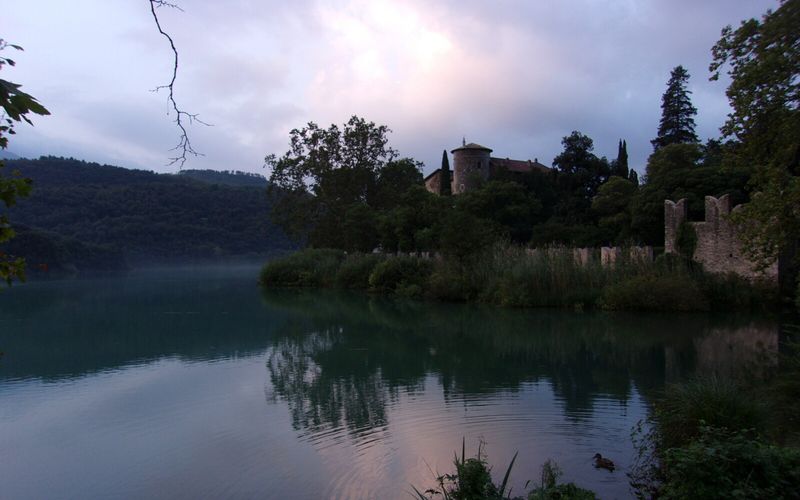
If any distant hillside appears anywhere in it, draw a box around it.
[0,150,20,160]
[2,225,128,278]
[176,169,268,188]
[1,157,293,272]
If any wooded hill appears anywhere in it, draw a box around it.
[1,157,291,275]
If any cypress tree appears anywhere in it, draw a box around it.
[439,149,451,196]
[651,65,699,152]
[614,139,629,178]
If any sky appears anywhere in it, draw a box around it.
[3,0,777,177]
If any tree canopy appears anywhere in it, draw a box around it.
[266,116,416,248]
[710,0,800,267]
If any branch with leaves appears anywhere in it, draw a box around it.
[149,0,208,167]
[0,39,48,285]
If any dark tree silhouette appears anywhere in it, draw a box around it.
[652,66,699,152]
[613,139,629,178]
[439,149,452,196]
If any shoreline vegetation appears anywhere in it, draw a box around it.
[259,246,776,313]
[416,360,800,499]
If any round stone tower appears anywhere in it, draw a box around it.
[451,139,492,194]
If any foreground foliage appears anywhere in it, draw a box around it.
[660,426,800,500]
[0,39,48,285]
[634,355,800,499]
[412,442,596,500]
[710,0,800,269]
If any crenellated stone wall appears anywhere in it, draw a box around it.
[664,195,778,282]
[664,199,687,255]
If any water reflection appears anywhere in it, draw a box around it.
[262,289,780,433]
[0,272,784,500]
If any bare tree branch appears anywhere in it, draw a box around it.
[149,0,209,168]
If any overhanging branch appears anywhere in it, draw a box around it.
[149,0,209,167]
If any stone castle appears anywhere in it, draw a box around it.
[425,140,549,194]
[664,194,778,282]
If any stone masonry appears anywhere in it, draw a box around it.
[664,195,778,282]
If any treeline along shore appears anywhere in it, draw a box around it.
[259,246,775,313]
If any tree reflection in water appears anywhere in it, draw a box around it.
[262,289,780,440]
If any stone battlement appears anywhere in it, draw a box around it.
[664,195,777,282]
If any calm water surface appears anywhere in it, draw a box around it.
[0,266,780,499]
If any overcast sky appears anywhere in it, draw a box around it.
[4,1,776,177]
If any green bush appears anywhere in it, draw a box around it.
[368,256,432,297]
[427,265,470,302]
[698,272,776,310]
[335,253,384,289]
[600,273,709,311]
[660,427,800,500]
[259,248,345,287]
[655,377,765,450]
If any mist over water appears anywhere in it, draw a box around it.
[0,267,780,499]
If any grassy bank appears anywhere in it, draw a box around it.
[260,246,775,312]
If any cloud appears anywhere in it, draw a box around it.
[3,0,779,175]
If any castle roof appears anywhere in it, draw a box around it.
[451,142,493,153]
[423,168,441,182]
[490,157,550,174]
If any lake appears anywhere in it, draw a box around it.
[0,266,780,499]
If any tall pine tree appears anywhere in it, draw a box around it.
[651,65,699,151]
[439,149,451,196]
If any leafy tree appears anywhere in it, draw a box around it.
[630,143,751,245]
[551,131,611,224]
[439,149,451,196]
[372,158,424,210]
[629,169,640,186]
[342,203,379,252]
[592,176,636,242]
[380,185,445,253]
[652,66,699,151]
[553,131,595,175]
[457,180,541,243]
[265,116,397,247]
[0,39,49,285]
[646,141,703,181]
[710,0,800,269]
[438,209,496,264]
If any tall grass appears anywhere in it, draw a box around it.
[259,245,774,311]
[411,440,596,500]
[654,377,766,451]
